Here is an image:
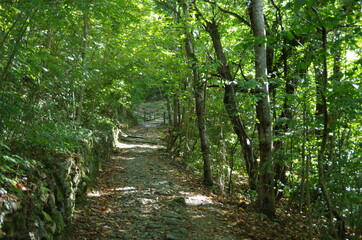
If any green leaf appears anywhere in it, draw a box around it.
[294,0,306,10]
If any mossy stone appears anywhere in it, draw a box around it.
[14,213,27,232]
[52,210,65,234]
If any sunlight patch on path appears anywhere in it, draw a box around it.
[116,142,163,149]
[185,195,213,206]
[87,186,138,197]
[180,191,214,206]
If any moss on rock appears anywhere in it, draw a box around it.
[0,127,115,239]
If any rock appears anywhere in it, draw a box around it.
[52,210,65,235]
[161,211,181,219]
[155,189,172,195]
[165,218,182,226]
[165,232,186,240]
[144,194,158,198]
[0,129,114,239]
[170,196,186,206]
[147,224,163,229]
[115,232,132,239]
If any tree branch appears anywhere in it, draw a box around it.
[192,0,209,29]
[218,6,251,28]
[203,0,251,27]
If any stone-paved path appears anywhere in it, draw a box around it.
[69,125,240,240]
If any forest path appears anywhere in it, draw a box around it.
[69,123,243,240]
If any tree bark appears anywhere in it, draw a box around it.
[1,12,34,82]
[316,27,345,239]
[75,12,89,122]
[204,19,257,189]
[250,0,275,217]
[182,0,213,186]
[273,40,294,201]
[173,94,180,129]
[166,95,172,124]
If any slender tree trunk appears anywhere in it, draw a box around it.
[306,146,312,238]
[194,83,213,186]
[166,95,172,124]
[316,27,345,239]
[274,41,292,201]
[183,0,213,186]
[204,19,257,189]
[227,144,237,194]
[299,97,307,211]
[1,12,34,82]
[75,12,89,121]
[0,10,25,48]
[219,122,227,194]
[173,94,180,129]
[195,83,213,186]
[250,0,275,217]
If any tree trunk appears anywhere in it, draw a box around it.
[316,27,345,239]
[1,13,33,82]
[183,0,213,186]
[250,0,275,217]
[75,12,89,122]
[166,95,172,124]
[204,19,257,189]
[173,94,180,129]
[273,41,294,201]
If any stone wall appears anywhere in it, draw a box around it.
[0,130,114,240]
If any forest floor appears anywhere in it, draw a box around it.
[69,121,311,240]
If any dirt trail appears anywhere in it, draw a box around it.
[69,124,241,240]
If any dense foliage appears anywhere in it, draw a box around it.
[0,0,361,239]
[0,1,137,182]
[0,0,139,238]
[153,0,361,239]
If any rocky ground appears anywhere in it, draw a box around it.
[68,124,242,240]
[68,121,315,240]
